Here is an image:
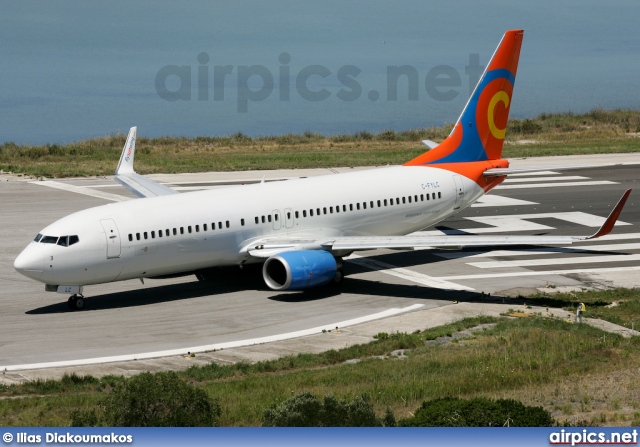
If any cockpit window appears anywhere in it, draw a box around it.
[41,236,58,244]
[38,235,79,246]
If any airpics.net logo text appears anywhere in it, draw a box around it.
[549,429,638,446]
[155,52,485,112]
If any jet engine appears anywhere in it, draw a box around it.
[262,250,338,290]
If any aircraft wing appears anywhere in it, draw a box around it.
[247,189,631,258]
[115,172,179,198]
[114,127,179,198]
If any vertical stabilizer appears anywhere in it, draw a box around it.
[405,30,523,165]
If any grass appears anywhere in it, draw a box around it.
[2,309,640,426]
[1,109,639,178]
[524,288,640,329]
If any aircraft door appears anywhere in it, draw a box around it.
[452,175,465,210]
[272,209,282,230]
[284,208,294,229]
[100,219,121,258]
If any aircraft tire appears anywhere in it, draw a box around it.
[68,295,85,310]
[332,268,344,285]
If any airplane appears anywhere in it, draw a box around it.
[14,29,632,310]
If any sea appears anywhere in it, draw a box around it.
[1,0,639,145]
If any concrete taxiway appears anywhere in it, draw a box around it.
[0,153,638,382]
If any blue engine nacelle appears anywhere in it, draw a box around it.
[262,250,338,290]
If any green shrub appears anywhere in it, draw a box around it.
[71,371,220,427]
[401,397,554,427]
[263,391,393,427]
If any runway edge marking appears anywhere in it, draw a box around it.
[0,304,424,372]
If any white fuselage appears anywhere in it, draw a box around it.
[14,165,484,287]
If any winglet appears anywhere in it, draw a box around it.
[584,189,632,240]
[113,126,179,198]
[115,126,137,175]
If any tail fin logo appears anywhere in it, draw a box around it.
[488,90,510,140]
[475,74,514,157]
[125,133,135,162]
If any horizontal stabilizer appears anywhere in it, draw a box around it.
[421,140,439,149]
[483,164,621,177]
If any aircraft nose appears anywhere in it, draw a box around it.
[14,246,44,280]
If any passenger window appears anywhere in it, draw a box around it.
[349,204,352,211]
[402,197,405,204]
[295,211,299,218]
[151,231,155,239]
[166,229,170,236]
[310,209,314,217]
[195,225,199,232]
[144,232,148,239]
[408,196,412,203]
[57,236,69,247]
[356,203,360,210]
[287,212,291,219]
[261,216,265,223]
[255,217,259,224]
[363,202,367,209]
[158,230,163,238]
[414,195,418,202]
[241,218,245,226]
[218,222,222,229]
[69,235,79,246]
[370,201,374,208]
[432,193,436,200]
[377,200,381,207]
[303,210,307,217]
[173,228,177,235]
[268,215,272,222]
[226,221,230,228]
[323,207,327,214]
[180,227,184,234]
[420,194,424,201]
[317,208,320,215]
[136,233,141,241]
[187,226,192,234]
[330,206,333,213]
[438,192,442,199]
[128,234,133,242]
[275,214,278,221]
[34,234,43,242]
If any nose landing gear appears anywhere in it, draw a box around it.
[67,294,85,310]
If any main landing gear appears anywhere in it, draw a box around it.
[332,267,344,285]
[67,294,85,310]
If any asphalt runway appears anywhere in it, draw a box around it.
[1,154,639,371]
